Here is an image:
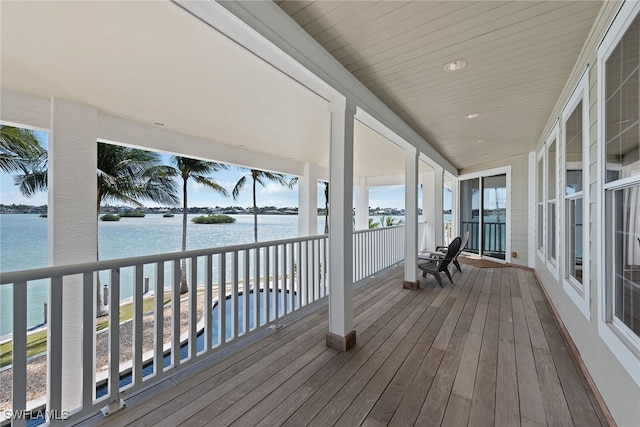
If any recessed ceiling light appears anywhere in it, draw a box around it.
[482,154,490,158]
[152,121,165,127]
[444,60,467,72]
[464,113,480,119]
[476,139,485,144]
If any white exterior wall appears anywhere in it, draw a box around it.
[533,2,640,425]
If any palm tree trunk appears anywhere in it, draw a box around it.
[180,177,189,293]
[253,178,258,242]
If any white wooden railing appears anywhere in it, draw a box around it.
[1,226,407,426]
[353,225,405,282]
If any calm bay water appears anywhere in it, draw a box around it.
[0,213,325,336]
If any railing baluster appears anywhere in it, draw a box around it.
[101,269,125,415]
[296,241,302,309]
[283,243,289,314]
[219,253,226,346]
[154,262,164,377]
[48,276,63,416]
[265,246,270,324]
[253,248,260,328]
[231,251,238,340]
[133,264,144,386]
[204,255,212,352]
[243,249,250,335]
[289,243,294,313]
[12,280,27,427]
[82,272,94,409]
[274,244,279,323]
[189,256,197,360]
[171,259,180,367]
[312,239,317,301]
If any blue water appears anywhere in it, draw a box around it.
[0,214,322,336]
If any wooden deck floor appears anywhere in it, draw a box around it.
[76,262,607,427]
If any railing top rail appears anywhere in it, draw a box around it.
[353,224,405,236]
[0,233,328,285]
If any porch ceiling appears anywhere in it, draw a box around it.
[276,0,604,171]
[1,1,603,178]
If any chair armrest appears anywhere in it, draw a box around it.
[435,246,447,252]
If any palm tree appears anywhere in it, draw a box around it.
[380,215,404,227]
[0,125,45,174]
[96,143,180,312]
[232,168,294,242]
[170,156,228,293]
[16,142,180,314]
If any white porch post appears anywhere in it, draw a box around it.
[434,166,444,246]
[422,167,444,251]
[326,98,356,351]
[48,98,97,411]
[355,177,369,230]
[298,163,318,236]
[404,147,420,289]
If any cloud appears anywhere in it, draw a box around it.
[261,182,295,194]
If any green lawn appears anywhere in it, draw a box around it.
[0,294,172,368]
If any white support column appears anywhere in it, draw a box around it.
[355,177,369,230]
[326,98,356,351]
[48,98,98,412]
[422,170,436,251]
[298,163,318,236]
[434,166,444,246]
[404,147,420,289]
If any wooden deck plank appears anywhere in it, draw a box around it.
[496,268,520,426]
[310,285,437,426]
[534,300,604,426]
[444,269,492,426]
[281,280,440,427]
[156,275,411,426]
[361,276,461,425]
[468,269,499,427]
[387,266,478,426]
[416,269,484,427]
[253,284,419,427]
[520,270,574,427]
[73,264,607,427]
[512,274,547,427]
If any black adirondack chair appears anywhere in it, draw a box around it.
[418,236,462,287]
[433,231,470,273]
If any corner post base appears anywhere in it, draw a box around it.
[326,330,356,351]
[403,280,420,290]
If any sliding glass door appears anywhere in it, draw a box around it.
[460,173,508,260]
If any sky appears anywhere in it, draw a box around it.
[0,129,434,210]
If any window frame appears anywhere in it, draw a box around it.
[562,68,590,319]
[545,122,560,280]
[536,149,546,261]
[597,0,640,383]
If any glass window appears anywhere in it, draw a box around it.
[609,185,640,337]
[565,101,584,285]
[604,13,640,342]
[605,15,639,184]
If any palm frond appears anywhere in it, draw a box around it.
[232,175,248,200]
